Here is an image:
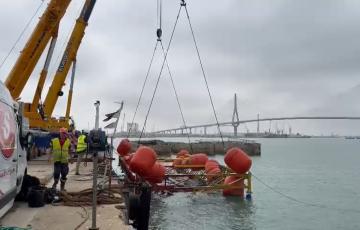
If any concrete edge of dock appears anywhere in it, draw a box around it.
[131,139,261,156]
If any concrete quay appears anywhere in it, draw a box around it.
[131,139,261,156]
[0,157,128,230]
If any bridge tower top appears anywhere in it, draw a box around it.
[232,93,240,126]
[232,93,240,136]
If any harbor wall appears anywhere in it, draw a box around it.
[130,140,261,157]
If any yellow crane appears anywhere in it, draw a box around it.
[5,0,71,99]
[4,0,96,131]
[42,0,96,130]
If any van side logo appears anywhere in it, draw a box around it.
[0,103,16,159]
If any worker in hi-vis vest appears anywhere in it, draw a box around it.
[49,127,71,191]
[75,131,88,175]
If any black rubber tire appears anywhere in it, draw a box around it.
[136,186,151,230]
[27,187,45,208]
[128,193,140,221]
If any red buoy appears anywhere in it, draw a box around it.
[223,176,244,197]
[129,146,157,176]
[224,148,252,174]
[205,160,220,173]
[189,153,208,165]
[117,139,132,156]
[145,163,166,183]
[206,167,221,182]
[176,149,190,158]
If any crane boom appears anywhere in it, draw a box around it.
[31,27,59,113]
[5,0,71,99]
[43,0,96,118]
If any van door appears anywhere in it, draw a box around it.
[0,99,18,218]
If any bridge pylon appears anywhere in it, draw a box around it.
[232,93,240,137]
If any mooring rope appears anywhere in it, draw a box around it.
[59,185,123,207]
[74,205,89,230]
[252,173,360,214]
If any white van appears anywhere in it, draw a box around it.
[0,82,27,218]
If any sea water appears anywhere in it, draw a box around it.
[144,138,360,230]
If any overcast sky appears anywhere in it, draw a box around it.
[1,0,360,135]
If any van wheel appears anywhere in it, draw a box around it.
[15,174,40,201]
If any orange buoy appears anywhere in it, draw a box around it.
[206,167,221,182]
[129,146,157,176]
[145,163,166,183]
[189,153,208,165]
[223,176,244,197]
[176,149,190,158]
[205,160,220,173]
[117,139,132,156]
[189,153,208,170]
[224,148,252,174]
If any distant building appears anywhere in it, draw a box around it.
[127,122,139,133]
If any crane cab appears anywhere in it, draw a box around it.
[0,82,27,218]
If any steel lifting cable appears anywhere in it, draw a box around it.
[157,0,192,152]
[138,5,183,141]
[157,0,163,30]
[252,173,360,214]
[182,1,226,149]
[0,0,45,70]
[159,40,194,153]
[127,40,159,138]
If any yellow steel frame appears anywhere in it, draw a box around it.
[164,159,252,195]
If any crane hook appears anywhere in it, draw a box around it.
[156,28,162,41]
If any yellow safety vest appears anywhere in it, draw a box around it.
[76,135,87,153]
[51,138,70,163]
